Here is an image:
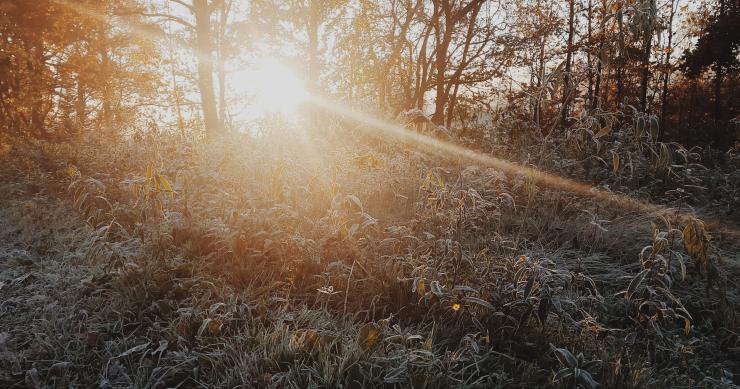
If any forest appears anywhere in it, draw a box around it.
[0,0,739,387]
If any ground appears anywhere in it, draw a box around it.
[0,134,739,388]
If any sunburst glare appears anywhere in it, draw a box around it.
[233,59,309,116]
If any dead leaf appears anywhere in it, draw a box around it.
[358,323,380,351]
[683,219,709,269]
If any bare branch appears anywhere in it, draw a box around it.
[119,11,195,30]
[169,0,194,12]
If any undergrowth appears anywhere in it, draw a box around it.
[0,114,738,388]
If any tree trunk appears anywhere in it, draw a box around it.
[402,45,414,112]
[431,0,453,125]
[586,0,594,109]
[592,0,608,110]
[101,47,112,128]
[445,1,481,128]
[560,0,575,128]
[171,59,185,135]
[379,0,420,111]
[193,0,220,136]
[217,0,229,130]
[638,0,654,113]
[660,0,676,130]
[714,64,723,122]
[415,18,434,110]
[76,75,86,128]
[30,46,46,137]
[616,10,624,109]
[536,28,546,127]
[307,0,320,91]
[714,0,726,125]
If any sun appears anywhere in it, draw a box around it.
[233,58,309,116]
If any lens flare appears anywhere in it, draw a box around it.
[244,59,308,114]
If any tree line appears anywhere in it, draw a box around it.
[0,0,737,146]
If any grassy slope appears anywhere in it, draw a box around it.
[0,128,739,388]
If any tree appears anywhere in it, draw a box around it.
[127,0,224,136]
[681,0,740,122]
[0,0,158,138]
[377,0,422,111]
[193,0,221,135]
[429,0,486,125]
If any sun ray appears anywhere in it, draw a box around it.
[305,95,739,236]
[48,0,739,238]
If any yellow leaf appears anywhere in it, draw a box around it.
[207,319,223,336]
[146,163,153,182]
[517,255,527,266]
[683,219,709,269]
[424,336,433,351]
[290,329,321,353]
[684,318,691,336]
[435,174,444,187]
[338,225,348,240]
[416,279,426,297]
[452,303,461,311]
[64,166,78,177]
[357,323,380,351]
[158,175,175,199]
[612,152,620,173]
[593,126,611,139]
[353,154,386,170]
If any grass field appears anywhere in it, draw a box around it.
[1,123,739,388]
